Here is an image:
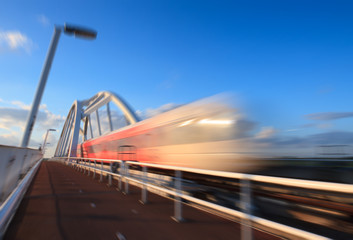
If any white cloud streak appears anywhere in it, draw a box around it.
[143,103,182,119]
[0,31,33,53]
[305,112,353,121]
[37,14,50,26]
[11,101,31,110]
[255,126,277,139]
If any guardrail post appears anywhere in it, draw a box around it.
[84,159,87,174]
[118,162,122,190]
[93,160,96,179]
[87,159,91,176]
[100,161,103,182]
[124,162,129,195]
[240,177,252,240]
[140,166,148,204]
[171,170,183,222]
[108,162,112,186]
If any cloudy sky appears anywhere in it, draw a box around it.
[0,0,352,157]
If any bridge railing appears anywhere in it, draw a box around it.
[54,156,353,240]
[0,145,42,238]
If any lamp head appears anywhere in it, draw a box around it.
[64,23,97,40]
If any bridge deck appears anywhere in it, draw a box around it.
[5,161,278,240]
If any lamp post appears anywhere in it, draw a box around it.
[42,128,56,154]
[21,23,97,148]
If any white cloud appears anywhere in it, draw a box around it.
[0,107,28,130]
[0,101,65,150]
[11,100,31,110]
[305,112,353,121]
[286,129,301,132]
[143,103,182,119]
[36,105,66,131]
[255,126,277,139]
[0,132,21,146]
[288,122,333,132]
[0,31,33,53]
[37,14,50,26]
[317,123,332,129]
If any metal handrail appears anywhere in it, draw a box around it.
[62,156,353,194]
[53,156,351,240]
[125,161,353,194]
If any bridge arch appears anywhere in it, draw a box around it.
[54,91,140,157]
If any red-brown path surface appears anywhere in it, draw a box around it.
[5,161,279,240]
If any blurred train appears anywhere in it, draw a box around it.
[77,95,265,172]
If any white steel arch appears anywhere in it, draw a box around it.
[54,91,140,157]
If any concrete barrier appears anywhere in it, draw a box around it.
[0,145,42,203]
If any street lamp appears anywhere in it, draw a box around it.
[42,128,56,154]
[20,23,97,148]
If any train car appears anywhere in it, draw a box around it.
[77,95,265,172]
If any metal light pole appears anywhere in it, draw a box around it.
[42,128,56,154]
[20,23,97,148]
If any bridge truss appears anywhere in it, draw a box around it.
[54,91,140,157]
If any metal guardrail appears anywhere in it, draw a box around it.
[54,156,353,240]
[0,145,42,239]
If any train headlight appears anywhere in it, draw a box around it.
[178,119,195,127]
[198,119,234,125]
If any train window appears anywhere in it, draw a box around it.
[106,138,117,152]
[86,145,93,153]
[106,138,126,152]
[92,144,103,153]
[161,118,235,146]
[174,124,207,144]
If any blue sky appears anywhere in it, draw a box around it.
[0,0,352,157]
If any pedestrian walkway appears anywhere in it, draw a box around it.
[5,161,278,240]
